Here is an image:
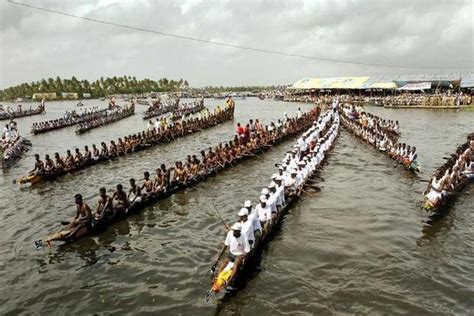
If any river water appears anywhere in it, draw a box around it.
[0,99,473,315]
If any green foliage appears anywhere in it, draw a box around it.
[0,76,189,101]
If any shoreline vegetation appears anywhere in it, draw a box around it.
[0,76,276,102]
[0,76,190,102]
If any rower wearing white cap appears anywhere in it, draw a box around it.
[238,208,255,248]
[298,159,309,180]
[315,145,324,165]
[273,175,286,206]
[294,166,304,188]
[261,188,277,215]
[277,165,291,186]
[308,150,318,172]
[288,150,298,170]
[243,200,262,240]
[297,135,306,156]
[286,169,299,197]
[268,182,283,212]
[215,222,251,282]
[255,195,273,233]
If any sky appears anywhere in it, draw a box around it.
[0,0,473,89]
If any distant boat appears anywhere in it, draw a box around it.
[232,95,246,100]
[76,101,84,107]
[100,97,105,101]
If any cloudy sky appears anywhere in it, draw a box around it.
[0,0,472,89]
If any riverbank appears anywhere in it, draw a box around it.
[383,104,474,109]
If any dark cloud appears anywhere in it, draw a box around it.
[0,0,472,89]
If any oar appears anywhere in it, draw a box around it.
[301,188,317,198]
[305,184,322,192]
[208,202,232,273]
[210,202,230,231]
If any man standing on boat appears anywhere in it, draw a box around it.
[238,208,255,248]
[214,222,250,285]
[244,200,262,241]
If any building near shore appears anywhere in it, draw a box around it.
[286,74,473,107]
[289,73,474,94]
[32,92,57,100]
[61,92,79,99]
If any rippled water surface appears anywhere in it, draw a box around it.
[0,99,473,315]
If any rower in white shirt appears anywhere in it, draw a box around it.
[261,188,277,215]
[154,118,161,131]
[238,208,255,248]
[243,200,262,239]
[296,107,302,119]
[277,165,291,187]
[297,135,307,154]
[255,195,273,233]
[273,176,286,206]
[268,182,283,211]
[214,222,251,284]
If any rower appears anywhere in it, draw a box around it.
[462,157,473,179]
[286,169,300,197]
[44,194,92,245]
[44,154,54,173]
[407,147,418,170]
[141,171,154,196]
[84,145,92,161]
[214,222,250,284]
[268,182,283,211]
[30,154,44,175]
[74,148,83,164]
[94,187,114,221]
[100,142,109,157]
[128,178,142,206]
[172,161,186,185]
[54,152,66,171]
[243,200,262,241]
[238,208,255,248]
[64,150,75,168]
[277,165,290,186]
[255,195,273,234]
[160,163,171,189]
[91,144,100,160]
[112,184,130,214]
[262,186,278,214]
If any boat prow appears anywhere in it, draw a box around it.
[17,174,42,185]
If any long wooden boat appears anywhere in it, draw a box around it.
[31,108,109,134]
[34,108,321,247]
[1,137,32,168]
[422,137,473,217]
[143,104,178,119]
[206,112,339,300]
[423,176,473,218]
[339,108,419,174]
[0,105,45,120]
[75,106,135,134]
[18,107,235,185]
[136,99,150,106]
[170,104,206,121]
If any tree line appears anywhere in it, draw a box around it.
[0,76,190,101]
